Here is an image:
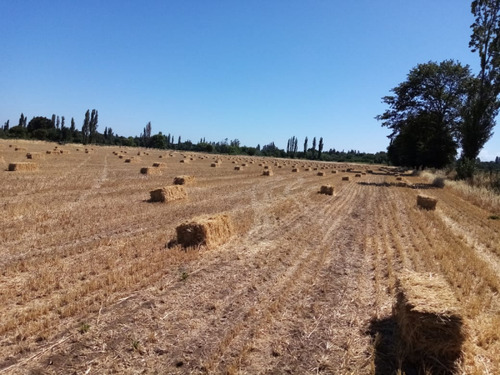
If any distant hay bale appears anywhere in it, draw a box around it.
[320,185,334,195]
[292,168,299,172]
[15,147,27,151]
[26,152,43,160]
[176,214,233,249]
[262,169,274,176]
[396,176,403,181]
[355,174,361,177]
[46,150,52,154]
[152,162,165,167]
[59,149,69,154]
[417,195,438,210]
[210,163,219,167]
[394,271,465,368]
[342,176,350,181]
[241,163,247,167]
[317,171,325,176]
[140,167,162,175]
[158,155,163,158]
[263,165,269,169]
[125,158,139,163]
[8,162,38,172]
[173,175,195,185]
[234,166,243,170]
[149,185,187,203]
[180,159,189,163]
[304,168,311,171]
[118,155,124,159]
[331,170,337,174]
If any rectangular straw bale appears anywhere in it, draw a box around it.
[394,271,465,367]
[46,150,53,154]
[152,162,165,167]
[417,194,437,210]
[234,165,243,170]
[173,175,195,185]
[342,176,350,181]
[317,171,325,176]
[149,185,187,202]
[292,168,299,172]
[355,173,361,177]
[140,167,162,175]
[331,170,337,174]
[262,169,273,176]
[176,214,233,249]
[320,185,334,195]
[15,147,27,151]
[26,152,43,160]
[8,162,38,171]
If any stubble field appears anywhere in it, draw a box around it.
[1,139,499,374]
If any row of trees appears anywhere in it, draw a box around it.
[1,111,388,164]
[377,0,500,178]
[286,136,325,160]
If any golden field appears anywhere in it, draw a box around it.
[1,139,500,374]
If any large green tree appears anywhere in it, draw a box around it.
[377,60,473,168]
[460,0,500,170]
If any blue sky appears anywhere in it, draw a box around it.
[1,1,499,160]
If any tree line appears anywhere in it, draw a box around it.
[1,111,388,164]
[377,0,500,178]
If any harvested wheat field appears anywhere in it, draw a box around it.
[1,139,500,374]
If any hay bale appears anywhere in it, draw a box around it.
[262,170,274,176]
[8,162,38,171]
[396,176,403,181]
[176,214,233,248]
[46,150,53,154]
[125,157,139,163]
[394,271,465,368]
[210,163,219,167]
[317,171,325,176]
[180,159,189,163]
[149,185,187,202]
[292,168,299,172]
[152,162,165,167]
[234,166,243,170]
[355,173,361,177]
[140,167,162,175]
[15,147,27,151]
[26,152,43,160]
[417,195,438,210]
[304,168,311,171]
[320,185,334,195]
[173,175,195,185]
[342,176,350,181]
[331,170,337,174]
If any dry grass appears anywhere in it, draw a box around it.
[1,139,499,374]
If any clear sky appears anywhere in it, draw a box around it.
[1,1,499,160]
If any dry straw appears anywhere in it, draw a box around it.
[140,167,162,175]
[262,170,274,176]
[234,166,243,170]
[417,194,438,210]
[173,175,195,185]
[320,185,334,195]
[8,162,38,171]
[394,271,465,369]
[292,168,299,172]
[26,152,43,160]
[149,185,187,202]
[152,162,165,167]
[355,173,362,177]
[176,214,233,248]
[342,176,350,181]
[317,171,325,176]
